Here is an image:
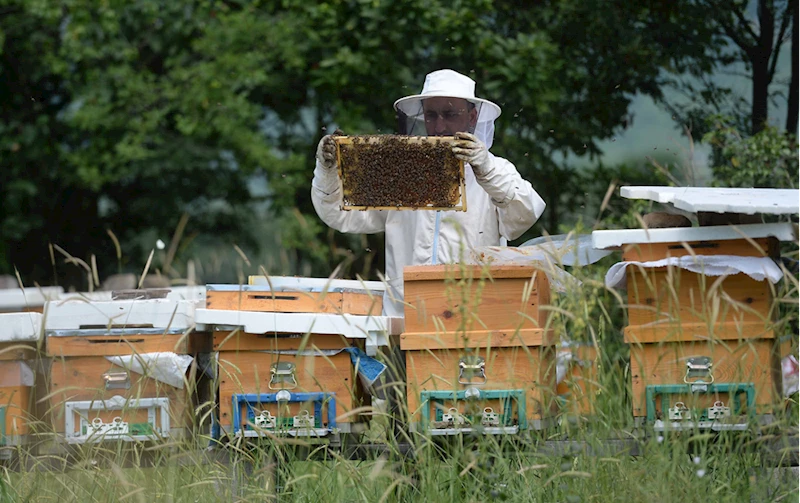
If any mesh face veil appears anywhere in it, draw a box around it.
[393,70,501,149]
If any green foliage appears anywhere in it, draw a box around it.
[703,118,799,189]
[1,0,792,284]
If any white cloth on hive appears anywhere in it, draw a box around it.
[105,352,194,389]
[465,246,581,293]
[605,255,785,290]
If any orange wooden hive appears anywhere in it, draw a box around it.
[401,264,557,432]
[46,326,209,443]
[214,331,366,438]
[0,313,43,446]
[618,234,786,422]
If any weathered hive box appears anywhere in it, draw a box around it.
[195,282,402,438]
[0,313,42,445]
[334,135,466,211]
[401,265,557,433]
[0,286,63,313]
[44,298,208,444]
[592,222,795,427]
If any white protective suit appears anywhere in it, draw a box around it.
[311,70,546,317]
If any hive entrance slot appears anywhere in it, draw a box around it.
[78,324,154,330]
[249,295,299,301]
[667,242,719,250]
[87,338,145,344]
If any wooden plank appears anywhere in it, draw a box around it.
[399,328,551,350]
[48,356,192,433]
[214,332,349,352]
[217,347,363,429]
[402,268,550,335]
[403,264,549,281]
[624,322,775,344]
[205,290,383,316]
[622,237,777,262]
[629,339,779,417]
[626,268,773,327]
[334,135,466,211]
[405,346,556,421]
[47,333,189,357]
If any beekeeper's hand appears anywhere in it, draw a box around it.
[316,129,344,171]
[452,132,491,176]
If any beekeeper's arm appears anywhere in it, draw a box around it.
[453,132,546,240]
[311,134,388,234]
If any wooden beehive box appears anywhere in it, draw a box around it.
[43,299,208,442]
[401,265,557,429]
[0,313,43,444]
[334,135,466,211]
[215,332,365,435]
[206,280,383,316]
[625,326,782,419]
[591,224,791,421]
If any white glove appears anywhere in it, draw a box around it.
[315,129,343,170]
[452,132,491,176]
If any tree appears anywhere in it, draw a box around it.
[2,0,778,287]
[664,0,796,137]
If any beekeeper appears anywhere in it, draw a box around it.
[311,69,546,317]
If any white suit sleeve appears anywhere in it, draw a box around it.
[472,155,546,240]
[311,159,388,234]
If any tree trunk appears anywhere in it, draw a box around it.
[752,0,774,135]
[787,4,798,135]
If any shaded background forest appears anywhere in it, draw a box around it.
[0,0,797,290]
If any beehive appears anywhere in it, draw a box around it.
[205,284,382,316]
[334,135,466,211]
[43,298,209,443]
[592,224,790,424]
[0,312,42,445]
[401,265,557,432]
[214,332,365,437]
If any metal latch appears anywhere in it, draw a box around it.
[86,417,129,436]
[707,401,730,420]
[685,356,713,392]
[481,407,500,427]
[103,372,130,390]
[442,407,467,427]
[458,356,486,385]
[254,410,276,429]
[668,401,690,421]
[269,362,298,390]
[292,410,314,428]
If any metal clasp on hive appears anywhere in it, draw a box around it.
[458,355,486,385]
[684,356,713,392]
[269,362,298,390]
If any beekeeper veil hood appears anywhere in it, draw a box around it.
[394,69,501,149]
